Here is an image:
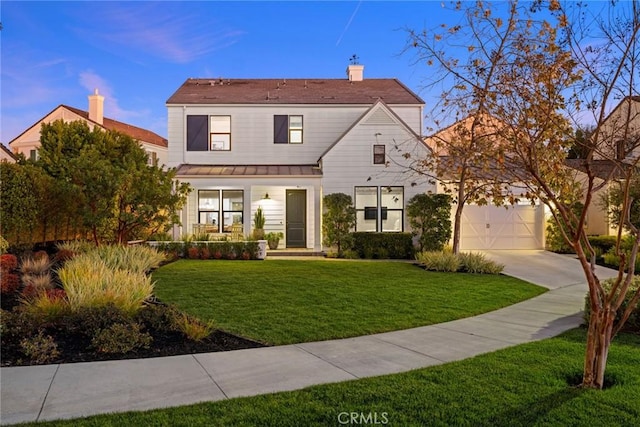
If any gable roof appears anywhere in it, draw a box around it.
[166,78,424,105]
[63,106,167,148]
[317,99,428,161]
[8,104,167,148]
[0,143,17,161]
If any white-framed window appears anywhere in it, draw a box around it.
[210,116,231,151]
[355,186,404,232]
[373,144,385,165]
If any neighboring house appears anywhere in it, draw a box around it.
[567,96,640,236]
[0,143,17,163]
[165,65,433,250]
[8,90,167,166]
[425,114,546,251]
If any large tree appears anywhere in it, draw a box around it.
[37,120,190,245]
[408,0,640,389]
[405,2,527,253]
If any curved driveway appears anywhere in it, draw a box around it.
[0,251,619,425]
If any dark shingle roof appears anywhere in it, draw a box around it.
[166,78,424,105]
[176,164,322,177]
[64,106,167,148]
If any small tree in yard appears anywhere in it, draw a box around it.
[322,193,356,257]
[407,193,452,251]
[407,0,640,389]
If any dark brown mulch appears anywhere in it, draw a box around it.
[1,328,266,367]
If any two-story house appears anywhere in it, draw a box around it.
[166,65,433,250]
[8,90,168,166]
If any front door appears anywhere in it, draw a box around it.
[286,190,306,248]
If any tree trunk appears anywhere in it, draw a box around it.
[582,303,615,389]
[452,193,465,254]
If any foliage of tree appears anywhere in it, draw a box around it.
[406,193,452,251]
[36,120,191,245]
[604,175,640,233]
[405,3,529,253]
[322,193,356,256]
[0,162,44,243]
[407,0,640,389]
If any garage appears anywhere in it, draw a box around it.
[459,204,545,250]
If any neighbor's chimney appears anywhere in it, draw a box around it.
[88,88,104,125]
[346,64,364,82]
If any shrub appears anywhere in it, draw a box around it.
[602,247,640,273]
[322,193,356,256]
[1,273,20,294]
[176,314,215,341]
[584,276,639,333]
[406,193,452,251]
[0,253,18,271]
[54,248,76,263]
[458,252,504,274]
[61,305,131,338]
[91,322,152,354]
[352,232,414,259]
[199,246,211,260]
[59,256,154,315]
[187,246,200,259]
[588,235,618,253]
[20,331,60,364]
[0,235,9,255]
[416,251,460,272]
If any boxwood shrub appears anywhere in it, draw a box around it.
[351,232,414,259]
[584,276,639,334]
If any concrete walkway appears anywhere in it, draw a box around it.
[0,251,619,425]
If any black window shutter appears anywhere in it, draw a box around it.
[274,115,288,143]
[187,115,208,151]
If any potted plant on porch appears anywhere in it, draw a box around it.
[265,232,284,250]
[253,206,266,240]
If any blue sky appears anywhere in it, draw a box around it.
[1,1,466,143]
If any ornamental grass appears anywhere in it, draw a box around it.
[59,255,154,315]
[82,245,166,274]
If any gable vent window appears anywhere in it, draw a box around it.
[274,115,303,144]
[186,115,231,151]
[373,144,385,165]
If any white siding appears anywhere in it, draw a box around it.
[166,104,424,168]
[180,176,322,250]
[321,106,434,232]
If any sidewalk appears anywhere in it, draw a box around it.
[0,251,619,425]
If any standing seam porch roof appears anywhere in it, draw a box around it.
[176,164,323,177]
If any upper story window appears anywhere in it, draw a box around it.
[186,115,231,151]
[373,145,385,165]
[29,149,38,161]
[146,151,158,166]
[274,115,303,144]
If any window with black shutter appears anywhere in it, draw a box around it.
[186,115,208,151]
[274,115,303,144]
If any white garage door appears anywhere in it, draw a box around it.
[459,204,544,250]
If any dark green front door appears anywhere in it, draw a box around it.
[286,190,306,248]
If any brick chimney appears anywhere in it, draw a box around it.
[346,64,364,82]
[88,89,104,125]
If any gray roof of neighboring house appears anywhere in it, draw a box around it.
[565,158,637,180]
[176,164,323,177]
[166,78,424,105]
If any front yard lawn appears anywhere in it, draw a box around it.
[152,259,545,345]
[22,328,640,426]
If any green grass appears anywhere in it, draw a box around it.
[151,259,545,345]
[21,329,640,426]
